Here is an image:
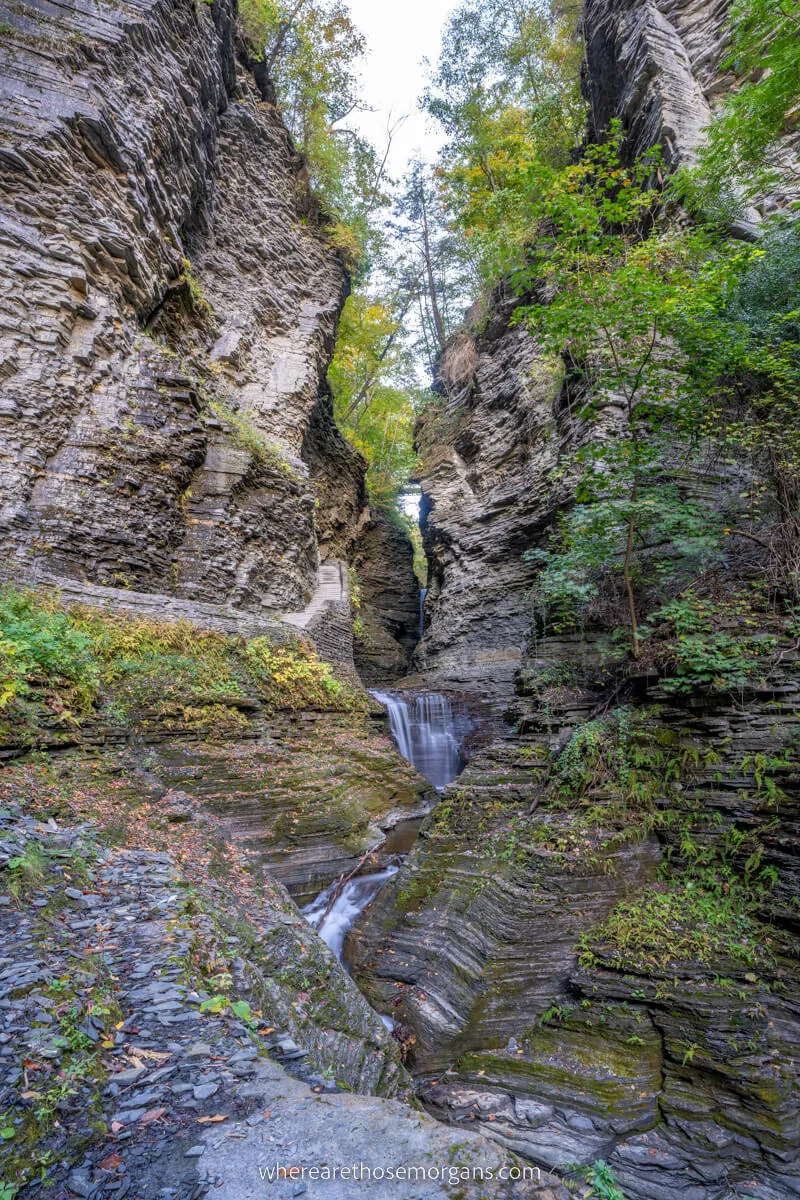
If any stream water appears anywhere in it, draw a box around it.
[303,866,399,958]
[303,690,471,975]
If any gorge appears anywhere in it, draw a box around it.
[0,0,798,1198]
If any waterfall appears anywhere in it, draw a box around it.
[370,689,470,791]
[303,690,470,984]
[419,586,427,638]
[303,866,399,959]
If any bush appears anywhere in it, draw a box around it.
[654,593,776,694]
[0,589,359,737]
[0,591,98,715]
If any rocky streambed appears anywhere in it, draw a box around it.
[0,711,569,1200]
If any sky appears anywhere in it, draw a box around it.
[345,0,457,179]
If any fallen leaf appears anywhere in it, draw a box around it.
[100,1153,123,1171]
[197,1114,228,1125]
[20,1091,40,1100]
[130,1047,170,1063]
[111,1121,124,1134]
[139,1107,167,1126]
[22,1059,42,1071]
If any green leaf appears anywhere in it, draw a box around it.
[199,995,227,1015]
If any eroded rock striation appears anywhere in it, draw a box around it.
[414,324,564,707]
[353,510,421,685]
[350,655,800,1199]
[361,3,800,1197]
[0,0,363,629]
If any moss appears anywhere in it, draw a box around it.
[207,399,298,476]
[583,879,775,973]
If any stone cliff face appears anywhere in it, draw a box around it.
[415,0,798,707]
[581,0,799,217]
[351,653,800,1199]
[353,511,421,685]
[414,325,563,706]
[0,0,364,624]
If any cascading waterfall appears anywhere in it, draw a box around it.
[304,867,399,958]
[370,689,469,792]
[303,688,471,997]
[419,586,427,638]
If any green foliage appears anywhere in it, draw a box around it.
[328,293,421,508]
[514,129,753,653]
[0,589,360,743]
[551,708,681,813]
[423,0,586,284]
[207,400,295,474]
[244,637,347,709]
[526,484,725,636]
[512,124,800,655]
[237,0,381,265]
[590,878,769,971]
[4,844,48,900]
[684,0,800,215]
[0,590,98,716]
[584,1161,626,1200]
[654,592,777,694]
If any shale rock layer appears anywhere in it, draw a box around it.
[0,0,363,621]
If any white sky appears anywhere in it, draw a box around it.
[345,0,457,179]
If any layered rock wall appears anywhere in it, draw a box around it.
[382,2,800,1196]
[350,659,800,1199]
[414,326,566,706]
[0,0,363,630]
[353,511,421,684]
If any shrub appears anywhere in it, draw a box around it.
[0,589,359,738]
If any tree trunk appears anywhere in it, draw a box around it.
[623,466,640,660]
[420,188,447,350]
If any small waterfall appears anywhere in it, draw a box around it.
[419,586,428,638]
[370,689,470,791]
[303,866,399,959]
[302,689,470,1009]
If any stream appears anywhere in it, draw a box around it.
[303,690,471,974]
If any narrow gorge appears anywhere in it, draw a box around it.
[0,0,798,1198]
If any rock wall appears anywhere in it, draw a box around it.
[0,0,364,627]
[353,511,421,684]
[416,0,799,708]
[414,324,566,707]
[581,0,800,219]
[350,656,800,1200]
[385,3,800,1196]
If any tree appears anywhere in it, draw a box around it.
[392,163,471,374]
[422,0,586,284]
[517,127,755,657]
[328,293,421,509]
[237,0,383,267]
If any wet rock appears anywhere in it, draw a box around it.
[352,511,421,685]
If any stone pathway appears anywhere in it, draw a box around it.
[0,803,568,1200]
[0,810,339,1200]
[283,563,347,631]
